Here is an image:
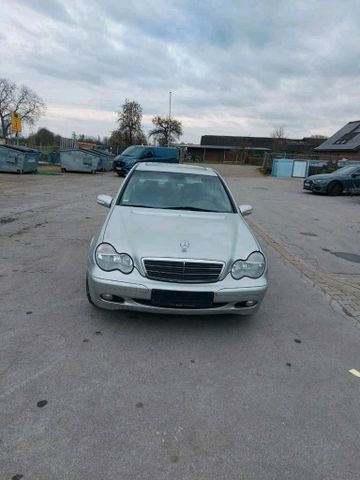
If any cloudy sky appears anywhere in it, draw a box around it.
[1,0,359,142]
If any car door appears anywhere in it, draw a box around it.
[143,148,154,161]
[350,168,360,193]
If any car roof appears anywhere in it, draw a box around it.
[135,162,218,176]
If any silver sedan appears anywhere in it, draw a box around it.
[86,162,268,315]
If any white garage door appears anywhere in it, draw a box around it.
[292,160,307,178]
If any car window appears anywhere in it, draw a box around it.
[118,170,235,213]
[333,166,358,175]
[121,146,146,157]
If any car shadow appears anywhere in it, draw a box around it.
[90,307,259,337]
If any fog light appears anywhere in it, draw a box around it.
[101,293,113,301]
[245,300,257,307]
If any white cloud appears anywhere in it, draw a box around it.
[1,0,360,142]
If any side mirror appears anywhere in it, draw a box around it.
[97,194,113,208]
[239,204,253,216]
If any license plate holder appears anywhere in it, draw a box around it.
[151,290,214,308]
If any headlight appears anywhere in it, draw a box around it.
[95,243,133,274]
[313,179,325,183]
[231,252,266,280]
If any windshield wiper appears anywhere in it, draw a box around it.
[122,204,158,208]
[162,206,216,212]
[122,204,219,212]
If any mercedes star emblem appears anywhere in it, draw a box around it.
[180,240,190,252]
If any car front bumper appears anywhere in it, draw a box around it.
[114,162,131,175]
[114,166,127,175]
[87,265,268,315]
[303,180,327,192]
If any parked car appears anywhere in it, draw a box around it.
[87,163,268,315]
[303,165,360,195]
[113,146,179,176]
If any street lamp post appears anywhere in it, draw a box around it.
[169,91,172,120]
[168,91,172,146]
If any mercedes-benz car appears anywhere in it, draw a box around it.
[303,165,360,195]
[86,163,268,315]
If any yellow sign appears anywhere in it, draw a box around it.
[11,112,22,133]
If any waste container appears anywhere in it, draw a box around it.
[0,145,40,173]
[96,151,114,171]
[60,149,100,173]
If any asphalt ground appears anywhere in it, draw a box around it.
[226,174,360,275]
[225,174,360,324]
[1,170,359,480]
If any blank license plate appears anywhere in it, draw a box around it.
[151,290,214,308]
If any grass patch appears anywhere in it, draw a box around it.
[38,164,61,175]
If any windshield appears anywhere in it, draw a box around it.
[332,166,358,175]
[121,146,146,157]
[118,170,235,213]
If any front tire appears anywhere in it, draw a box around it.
[327,181,342,196]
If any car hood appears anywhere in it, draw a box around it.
[102,206,259,269]
[306,173,333,181]
[116,155,137,165]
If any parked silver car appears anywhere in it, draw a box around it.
[87,163,268,315]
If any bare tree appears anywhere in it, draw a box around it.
[271,126,287,139]
[117,99,144,146]
[109,129,147,155]
[0,78,46,138]
[310,134,328,139]
[149,115,183,146]
[271,126,287,152]
[109,130,126,154]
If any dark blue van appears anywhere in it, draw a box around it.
[114,146,179,176]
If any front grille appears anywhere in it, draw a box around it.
[143,259,223,283]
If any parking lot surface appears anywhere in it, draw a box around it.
[1,170,360,480]
[226,174,360,323]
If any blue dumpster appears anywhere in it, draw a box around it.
[60,149,100,173]
[95,150,114,171]
[0,145,40,173]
